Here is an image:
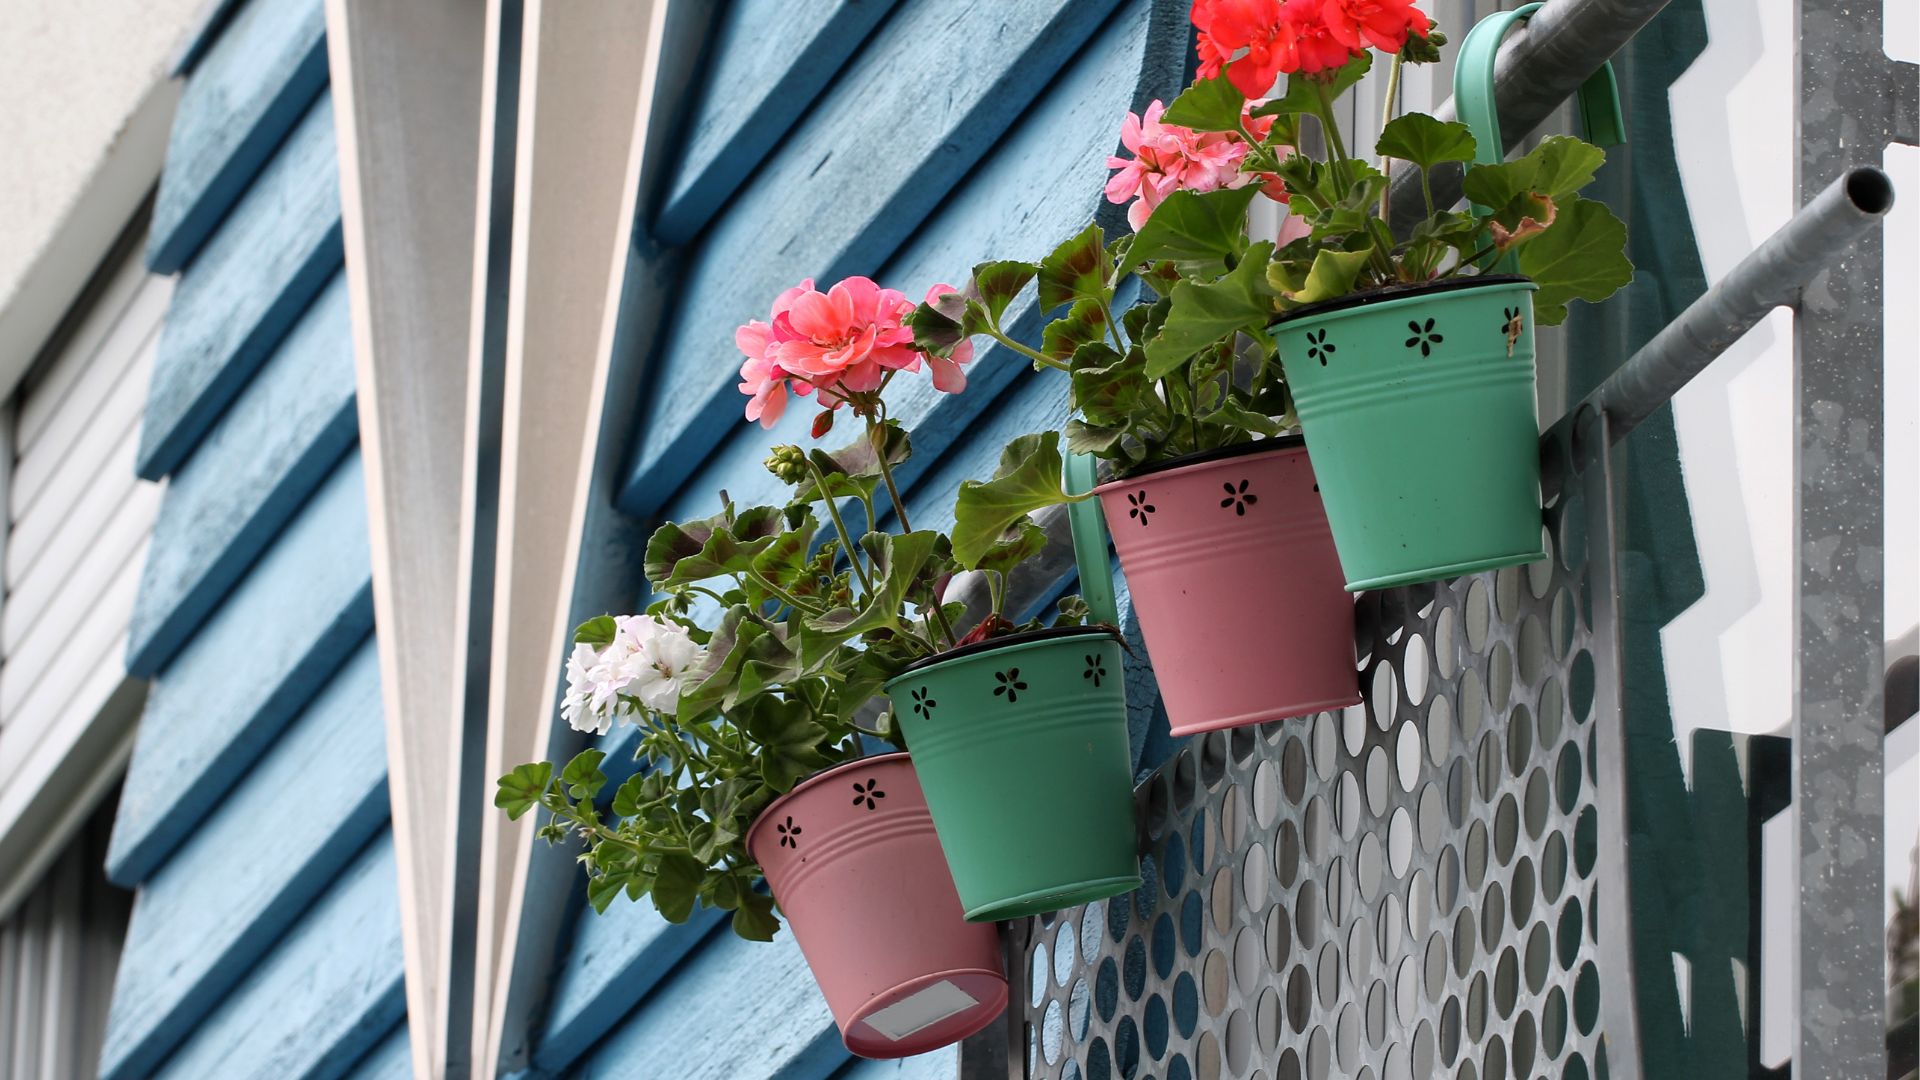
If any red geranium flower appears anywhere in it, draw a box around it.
[1319,0,1433,53]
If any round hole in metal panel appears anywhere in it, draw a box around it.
[1427,695,1454,765]
[1464,821,1489,890]
[1139,855,1161,911]
[1233,925,1263,993]
[1465,972,1489,1042]
[1335,1002,1360,1072]
[1404,634,1429,706]
[1388,807,1414,879]
[1313,711,1339,782]
[1108,891,1131,944]
[1257,986,1281,1053]
[1505,705,1533,777]
[1143,992,1167,1059]
[1523,769,1550,840]
[1282,736,1310,804]
[1517,614,1549,687]
[1495,566,1523,622]
[1297,878,1323,948]
[1357,833,1384,902]
[1364,978,1388,1047]
[1314,940,1341,1008]
[1083,900,1106,960]
[1423,933,1448,1007]
[1512,1008,1538,1076]
[1125,934,1148,1000]
[1221,787,1248,852]
[1493,795,1519,866]
[1451,909,1476,978]
[1179,891,1205,961]
[1434,606,1458,680]
[1277,1047,1302,1080]
[1188,815,1210,878]
[1365,746,1390,816]
[1557,897,1584,972]
[1285,964,1313,1033]
[1230,723,1257,764]
[1377,893,1403,962]
[1162,832,1188,899]
[1464,579,1491,653]
[1226,1007,1254,1075]
[1569,651,1595,723]
[1474,735,1501,804]
[1565,1051,1591,1080]
[1086,1035,1110,1080]
[1541,831,1569,902]
[1371,662,1399,730]
[1276,819,1302,888]
[1541,986,1568,1057]
[1482,1031,1508,1080]
[1115,1015,1140,1079]
[1445,760,1471,830]
[1243,842,1269,911]
[1254,760,1281,829]
[1197,1028,1222,1080]
[1488,642,1514,712]
[1509,857,1536,931]
[1435,847,1461,914]
[1539,677,1565,746]
[1305,1026,1331,1080]
[1439,995,1462,1065]
[1205,948,1231,1016]
[1325,856,1352,927]
[1525,920,1551,994]
[1395,722,1422,793]
[1493,945,1520,1018]
[1345,917,1375,988]
[1336,773,1363,842]
[1394,955,1418,1026]
[1555,743,1583,815]
[1096,957,1119,1021]
[1267,902,1293,973]
[1459,667,1487,740]
[1200,731,1228,787]
[1417,785,1445,854]
[1174,971,1199,1037]
[1574,806,1598,878]
[1032,942,1051,1007]
[1411,1019,1437,1076]
[1528,544,1555,598]
[1070,975,1092,1040]
[1342,702,1368,759]
[1207,869,1232,939]
[1480,881,1506,951]
[1056,920,1079,986]
[1173,750,1199,809]
[1574,961,1600,1035]
[1043,998,1066,1063]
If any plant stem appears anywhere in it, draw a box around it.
[742,568,822,618]
[867,415,958,648]
[803,456,873,594]
[1420,168,1435,219]
[1098,294,1127,353]
[1377,54,1404,221]
[1313,82,1353,190]
[985,327,1070,371]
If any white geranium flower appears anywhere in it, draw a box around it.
[562,642,614,735]
[613,614,706,713]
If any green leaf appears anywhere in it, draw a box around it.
[1041,298,1112,361]
[644,505,785,587]
[588,870,632,914]
[806,530,946,636]
[1161,72,1247,133]
[1269,246,1373,307]
[1252,53,1372,117]
[787,422,909,504]
[495,762,553,819]
[740,695,830,792]
[1374,114,1476,171]
[1515,196,1633,324]
[1070,345,1146,428]
[1123,187,1259,271]
[1461,136,1604,214]
[970,260,1039,326]
[731,889,779,941]
[651,854,705,923]
[1064,418,1126,456]
[1143,241,1276,378]
[573,616,616,647]
[1037,222,1111,313]
[972,519,1048,577]
[561,749,608,801]
[951,432,1076,569]
[609,772,655,818]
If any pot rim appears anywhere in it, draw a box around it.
[1100,434,1307,491]
[886,624,1122,681]
[1271,272,1534,328]
[745,750,910,853]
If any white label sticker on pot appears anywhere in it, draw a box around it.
[861,980,980,1041]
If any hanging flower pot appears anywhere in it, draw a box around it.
[886,627,1140,921]
[1273,275,1548,590]
[746,753,1008,1058]
[1085,439,1361,734]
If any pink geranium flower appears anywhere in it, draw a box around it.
[735,277,972,429]
[1106,99,1299,228]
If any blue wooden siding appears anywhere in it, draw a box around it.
[516,2,1188,1076]
[103,0,407,1073]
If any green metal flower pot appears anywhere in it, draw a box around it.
[887,627,1140,921]
[1273,275,1548,590]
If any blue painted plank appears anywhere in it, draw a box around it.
[99,639,386,1080]
[137,90,343,481]
[126,270,357,677]
[831,1047,958,1080]
[642,0,1184,530]
[573,931,846,1080]
[107,450,373,886]
[653,0,903,245]
[346,1023,413,1080]
[150,831,405,1080]
[617,0,1126,518]
[533,901,725,1073]
[169,0,247,77]
[147,0,329,274]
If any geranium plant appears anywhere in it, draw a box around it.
[495,276,1088,939]
[907,0,1631,566]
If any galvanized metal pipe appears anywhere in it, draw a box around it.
[1541,165,1895,501]
[1387,0,1671,234]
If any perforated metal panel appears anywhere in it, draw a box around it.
[1000,414,1636,1080]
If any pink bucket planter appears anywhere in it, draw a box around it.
[745,752,1007,1059]
[1088,438,1361,734]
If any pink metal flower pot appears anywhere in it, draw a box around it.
[745,752,1007,1059]
[1077,438,1362,735]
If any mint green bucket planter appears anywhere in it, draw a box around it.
[887,627,1140,921]
[1273,275,1548,590]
